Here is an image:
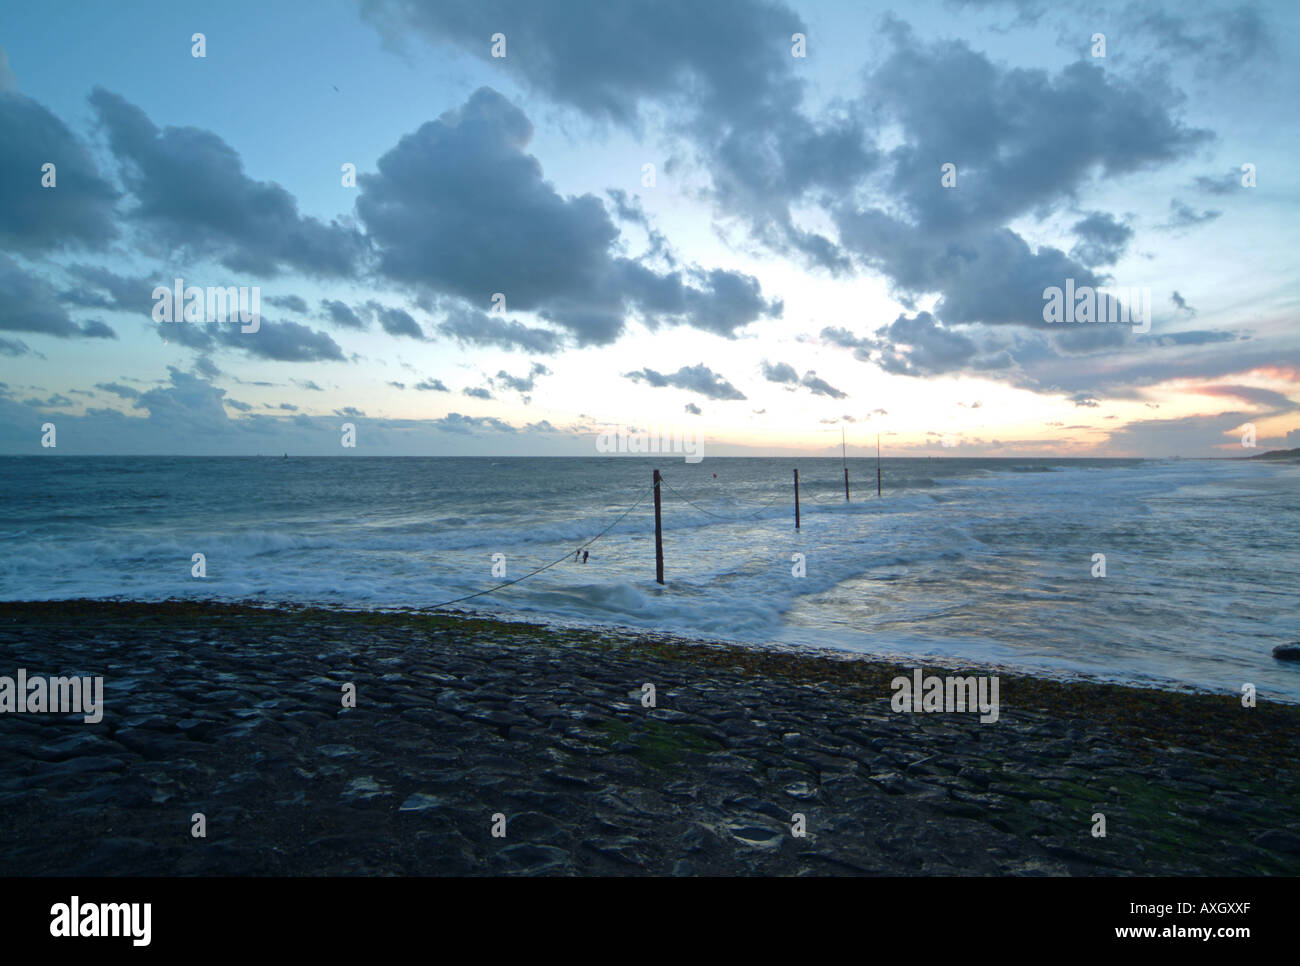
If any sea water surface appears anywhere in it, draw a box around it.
[2,455,1297,701]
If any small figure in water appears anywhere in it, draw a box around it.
[582,550,589,564]
[574,550,581,562]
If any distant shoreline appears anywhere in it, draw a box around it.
[3,451,1294,460]
[0,453,1162,459]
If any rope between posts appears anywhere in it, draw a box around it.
[656,473,784,521]
[429,480,655,610]
[430,465,871,609]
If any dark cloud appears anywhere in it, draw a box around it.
[415,378,449,392]
[1196,384,1297,412]
[850,37,1210,237]
[625,364,746,400]
[605,189,674,265]
[158,317,221,350]
[1070,212,1133,267]
[265,294,309,313]
[132,367,235,436]
[495,362,550,394]
[1139,329,1241,349]
[999,329,1286,402]
[0,255,116,339]
[684,403,702,415]
[437,305,564,354]
[158,318,344,362]
[1162,199,1222,230]
[820,327,867,352]
[462,386,494,400]
[1193,169,1244,195]
[615,261,782,338]
[22,393,74,408]
[1103,411,1263,458]
[824,31,1215,387]
[95,382,140,399]
[800,371,847,399]
[61,264,156,318]
[365,300,425,339]
[227,320,345,362]
[356,88,617,336]
[321,299,367,329]
[0,90,119,253]
[955,2,1276,81]
[90,88,366,277]
[607,188,650,228]
[824,313,990,378]
[760,360,799,384]
[361,1,872,270]
[363,0,794,126]
[1131,4,1276,77]
[192,356,221,379]
[1170,291,1196,317]
[356,87,779,344]
[431,412,517,434]
[836,219,1101,332]
[78,319,116,339]
[815,26,1268,404]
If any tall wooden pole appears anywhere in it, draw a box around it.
[876,434,882,497]
[653,468,664,584]
[793,468,801,530]
[843,427,850,501]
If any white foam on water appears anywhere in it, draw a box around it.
[2,456,1297,701]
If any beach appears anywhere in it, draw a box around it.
[2,600,1297,876]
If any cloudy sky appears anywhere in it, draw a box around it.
[1,0,1296,457]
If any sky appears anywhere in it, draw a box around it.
[0,0,1297,458]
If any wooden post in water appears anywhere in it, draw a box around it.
[842,427,850,501]
[793,468,801,530]
[653,469,664,584]
[876,434,882,497]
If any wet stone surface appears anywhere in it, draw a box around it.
[0,600,1297,876]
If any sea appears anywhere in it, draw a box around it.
[2,455,1297,701]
